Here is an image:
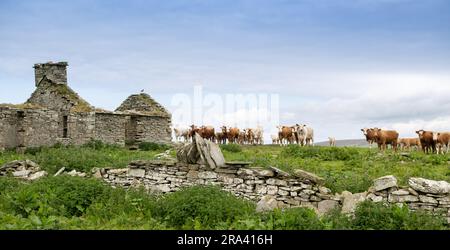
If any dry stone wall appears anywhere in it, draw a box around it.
[97,160,450,223]
[94,113,127,146]
[133,116,172,144]
[0,107,60,149]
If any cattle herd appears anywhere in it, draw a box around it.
[173,125,449,154]
[173,125,264,145]
[361,128,450,154]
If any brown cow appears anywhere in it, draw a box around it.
[199,126,215,142]
[361,128,377,148]
[217,126,228,144]
[237,131,246,145]
[372,129,399,151]
[245,128,255,145]
[215,131,226,144]
[227,127,240,143]
[416,130,436,154]
[189,125,199,138]
[433,132,450,154]
[398,138,421,151]
[277,126,295,146]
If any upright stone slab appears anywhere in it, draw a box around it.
[177,133,225,169]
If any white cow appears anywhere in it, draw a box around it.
[296,124,314,146]
[328,137,336,147]
[253,126,264,145]
[173,127,191,142]
[271,134,280,145]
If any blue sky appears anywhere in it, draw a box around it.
[1,0,449,142]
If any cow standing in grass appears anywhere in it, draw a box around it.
[227,127,240,144]
[271,134,280,145]
[373,128,399,152]
[433,132,450,154]
[328,137,336,147]
[253,126,264,145]
[277,126,295,146]
[398,138,421,151]
[295,124,314,146]
[416,130,436,154]
[361,128,377,148]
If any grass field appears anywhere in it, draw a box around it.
[1,142,449,193]
[221,144,450,193]
[0,142,449,230]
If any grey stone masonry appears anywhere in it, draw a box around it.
[0,62,172,150]
[34,61,68,86]
[96,161,450,223]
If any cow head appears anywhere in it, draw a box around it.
[371,128,382,139]
[221,126,227,133]
[361,128,369,135]
[416,130,425,138]
[432,132,440,141]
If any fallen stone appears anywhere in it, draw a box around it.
[54,167,66,177]
[342,192,367,214]
[317,200,339,216]
[67,170,78,176]
[256,195,279,212]
[154,184,171,193]
[373,175,398,191]
[93,170,102,179]
[13,170,31,178]
[408,178,450,194]
[28,171,47,181]
[293,169,324,185]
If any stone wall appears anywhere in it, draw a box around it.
[68,112,96,145]
[133,116,172,144]
[0,107,20,149]
[0,107,60,149]
[94,112,127,146]
[34,62,68,86]
[96,160,450,223]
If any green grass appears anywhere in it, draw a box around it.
[0,141,168,174]
[0,179,447,230]
[1,143,449,193]
[222,145,450,193]
[0,143,449,230]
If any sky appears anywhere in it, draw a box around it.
[1,0,449,143]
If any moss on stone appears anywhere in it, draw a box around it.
[0,103,44,110]
[116,93,170,117]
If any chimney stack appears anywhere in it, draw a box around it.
[33,61,68,87]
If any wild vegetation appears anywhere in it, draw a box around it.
[0,180,447,230]
[0,142,449,229]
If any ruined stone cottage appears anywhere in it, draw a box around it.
[0,62,172,151]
